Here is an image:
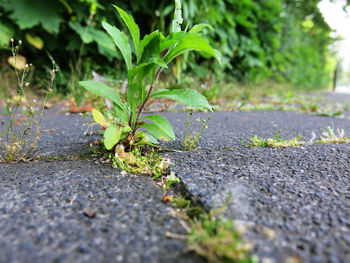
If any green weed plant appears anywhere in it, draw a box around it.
[242,130,303,148]
[316,125,350,144]
[79,0,221,152]
[183,113,210,150]
[0,39,55,162]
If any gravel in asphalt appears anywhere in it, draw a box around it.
[0,160,202,263]
[1,104,350,263]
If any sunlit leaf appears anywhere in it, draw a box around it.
[92,109,110,127]
[104,125,122,150]
[114,5,140,62]
[102,21,132,70]
[151,88,213,111]
[140,115,175,140]
[79,81,126,111]
[164,33,221,64]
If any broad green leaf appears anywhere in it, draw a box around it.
[0,23,13,46]
[69,22,119,60]
[140,115,175,140]
[102,21,132,70]
[104,125,122,150]
[140,31,159,56]
[160,31,186,52]
[88,28,120,60]
[139,32,161,64]
[164,33,221,64]
[0,0,62,33]
[189,24,213,34]
[114,105,130,125]
[139,123,172,141]
[151,88,213,111]
[128,59,167,87]
[92,109,110,127]
[113,5,140,62]
[79,81,125,111]
[69,21,94,43]
[143,133,159,145]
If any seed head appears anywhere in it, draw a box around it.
[18,40,22,45]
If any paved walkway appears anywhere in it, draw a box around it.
[0,95,350,263]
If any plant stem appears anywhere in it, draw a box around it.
[132,68,162,135]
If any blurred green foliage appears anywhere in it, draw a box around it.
[0,0,336,93]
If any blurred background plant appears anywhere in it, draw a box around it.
[0,39,55,162]
[0,0,345,105]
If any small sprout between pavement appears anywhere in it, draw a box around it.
[241,130,303,148]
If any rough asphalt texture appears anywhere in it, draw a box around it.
[0,94,350,263]
[0,160,201,263]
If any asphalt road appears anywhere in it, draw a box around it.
[0,99,350,263]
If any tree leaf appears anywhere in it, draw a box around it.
[0,0,62,33]
[92,108,110,127]
[151,88,213,111]
[69,21,94,43]
[79,81,126,111]
[140,115,175,140]
[113,5,140,62]
[102,21,132,70]
[164,33,221,64]
[104,125,122,150]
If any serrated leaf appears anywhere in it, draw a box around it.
[102,21,132,70]
[140,115,175,140]
[113,5,140,62]
[104,125,122,150]
[0,0,62,33]
[164,33,221,64]
[79,81,126,111]
[139,123,172,142]
[189,24,213,34]
[151,88,213,111]
[89,29,120,60]
[69,21,94,43]
[92,109,110,127]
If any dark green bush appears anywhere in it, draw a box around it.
[0,0,335,93]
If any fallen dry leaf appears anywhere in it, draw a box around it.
[69,105,93,113]
[162,195,172,203]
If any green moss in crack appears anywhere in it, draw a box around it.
[168,196,257,263]
[241,130,303,148]
[315,125,350,144]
